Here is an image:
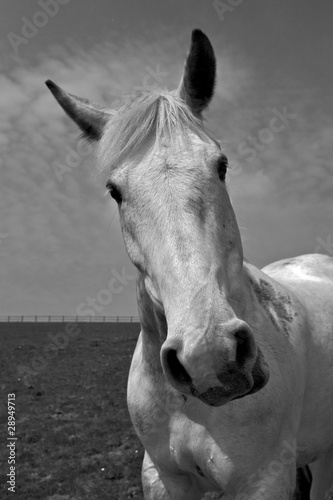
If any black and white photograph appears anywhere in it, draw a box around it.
[0,1,332,499]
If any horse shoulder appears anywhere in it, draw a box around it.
[261,254,333,460]
[261,254,333,341]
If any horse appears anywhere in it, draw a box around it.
[46,29,333,500]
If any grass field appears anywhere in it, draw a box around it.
[0,322,144,500]
[1,322,308,500]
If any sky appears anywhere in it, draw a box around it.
[0,0,332,316]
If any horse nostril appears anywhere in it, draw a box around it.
[163,349,192,385]
[234,329,254,368]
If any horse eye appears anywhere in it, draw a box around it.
[217,155,228,182]
[106,182,122,203]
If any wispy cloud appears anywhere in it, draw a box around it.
[0,23,332,314]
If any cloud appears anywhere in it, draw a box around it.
[0,28,332,315]
[226,103,333,266]
[0,39,149,314]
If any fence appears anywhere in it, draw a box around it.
[0,315,140,323]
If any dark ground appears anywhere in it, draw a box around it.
[0,322,144,500]
[0,323,311,500]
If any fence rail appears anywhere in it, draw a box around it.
[0,315,140,323]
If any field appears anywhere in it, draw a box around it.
[0,322,144,500]
[0,322,309,500]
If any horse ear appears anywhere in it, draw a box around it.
[45,80,112,141]
[178,29,216,116]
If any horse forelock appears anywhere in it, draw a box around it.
[96,90,213,178]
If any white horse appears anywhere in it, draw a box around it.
[47,29,333,500]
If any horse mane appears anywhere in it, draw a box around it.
[97,91,212,176]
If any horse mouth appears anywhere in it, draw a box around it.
[193,385,240,407]
[193,348,270,407]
